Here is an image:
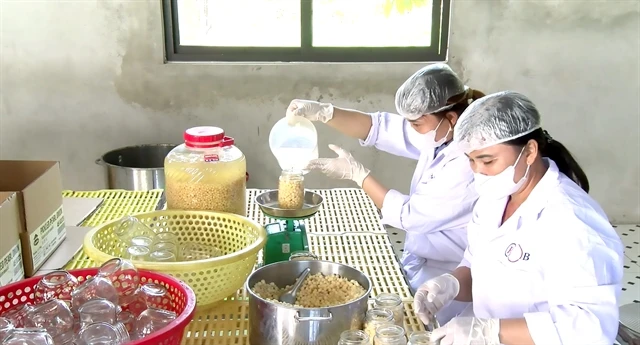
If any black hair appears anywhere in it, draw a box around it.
[506,128,590,193]
[433,89,487,120]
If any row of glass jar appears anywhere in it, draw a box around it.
[339,328,437,345]
[363,292,437,345]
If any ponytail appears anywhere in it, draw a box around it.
[435,88,487,117]
[508,128,590,193]
[541,135,590,193]
[466,88,486,102]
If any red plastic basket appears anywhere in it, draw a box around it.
[0,268,196,345]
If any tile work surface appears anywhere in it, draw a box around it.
[63,189,424,345]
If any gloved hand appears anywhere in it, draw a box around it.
[431,317,501,345]
[306,145,370,187]
[413,273,460,325]
[286,99,334,123]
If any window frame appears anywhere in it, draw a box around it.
[162,0,451,63]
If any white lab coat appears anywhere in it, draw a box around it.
[459,159,623,344]
[360,112,478,324]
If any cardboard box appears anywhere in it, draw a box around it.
[0,161,66,277]
[0,192,25,284]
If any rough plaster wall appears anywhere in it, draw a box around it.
[0,0,638,222]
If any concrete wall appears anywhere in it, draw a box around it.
[1,1,638,222]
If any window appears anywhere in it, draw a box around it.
[162,0,451,63]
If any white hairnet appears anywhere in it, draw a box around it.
[453,91,542,153]
[395,64,468,120]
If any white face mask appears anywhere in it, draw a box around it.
[474,147,531,199]
[423,118,451,148]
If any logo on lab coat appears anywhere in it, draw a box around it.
[504,243,530,262]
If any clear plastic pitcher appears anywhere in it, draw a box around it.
[269,117,318,174]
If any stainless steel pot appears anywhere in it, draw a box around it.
[247,260,372,345]
[95,144,177,191]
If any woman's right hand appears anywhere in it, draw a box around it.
[414,273,461,325]
[286,99,334,123]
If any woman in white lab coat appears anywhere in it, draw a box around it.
[286,64,484,324]
[414,91,624,345]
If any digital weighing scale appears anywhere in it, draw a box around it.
[255,190,323,265]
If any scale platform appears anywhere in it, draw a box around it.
[255,190,323,264]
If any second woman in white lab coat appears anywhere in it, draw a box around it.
[286,64,484,324]
[413,91,624,345]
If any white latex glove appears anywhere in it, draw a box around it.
[286,99,334,123]
[431,317,501,345]
[413,273,460,325]
[306,144,370,187]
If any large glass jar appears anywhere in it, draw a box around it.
[364,308,394,344]
[338,330,370,345]
[374,293,404,328]
[374,325,407,345]
[165,126,246,216]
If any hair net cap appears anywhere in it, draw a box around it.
[395,63,467,120]
[453,91,542,153]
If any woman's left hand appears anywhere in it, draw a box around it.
[432,317,501,345]
[306,144,370,187]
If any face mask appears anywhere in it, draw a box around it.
[474,147,531,199]
[423,118,451,148]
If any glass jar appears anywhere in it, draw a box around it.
[374,293,404,328]
[364,308,394,344]
[289,250,318,261]
[338,330,370,345]
[165,126,246,215]
[374,325,407,345]
[269,117,319,174]
[278,170,305,209]
[408,331,438,345]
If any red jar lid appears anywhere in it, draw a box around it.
[184,127,234,148]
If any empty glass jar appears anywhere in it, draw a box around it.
[2,304,34,328]
[375,325,407,345]
[34,270,79,306]
[408,331,439,345]
[134,308,177,339]
[24,299,75,344]
[338,329,370,345]
[2,328,54,345]
[0,317,15,341]
[98,258,140,306]
[78,299,118,328]
[374,293,404,328]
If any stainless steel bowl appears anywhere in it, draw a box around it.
[246,260,372,345]
[255,190,323,219]
[95,144,177,191]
